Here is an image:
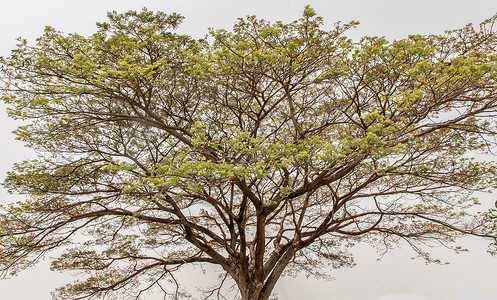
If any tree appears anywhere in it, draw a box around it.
[1,6,497,300]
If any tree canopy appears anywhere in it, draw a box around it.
[2,6,497,300]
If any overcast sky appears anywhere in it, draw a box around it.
[1,1,497,299]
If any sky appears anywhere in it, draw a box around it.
[1,0,497,299]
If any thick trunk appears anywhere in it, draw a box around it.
[236,245,298,300]
[234,271,269,300]
[239,282,268,300]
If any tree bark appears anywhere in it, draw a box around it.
[238,281,267,300]
[235,245,298,300]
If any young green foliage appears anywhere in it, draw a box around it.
[2,7,497,300]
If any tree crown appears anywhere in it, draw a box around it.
[1,7,497,300]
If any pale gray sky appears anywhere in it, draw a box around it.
[1,1,497,299]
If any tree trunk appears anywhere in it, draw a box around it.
[239,281,268,300]
[235,245,298,300]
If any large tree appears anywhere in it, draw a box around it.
[2,6,497,300]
